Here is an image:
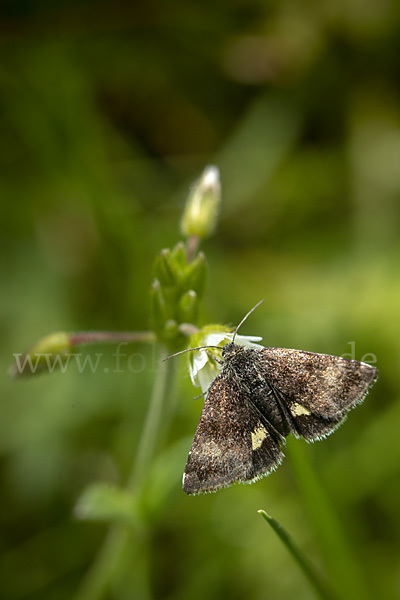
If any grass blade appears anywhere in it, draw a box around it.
[286,441,372,600]
[258,510,334,600]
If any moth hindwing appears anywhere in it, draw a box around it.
[183,342,378,495]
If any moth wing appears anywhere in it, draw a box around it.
[183,375,284,495]
[256,385,345,441]
[256,348,378,440]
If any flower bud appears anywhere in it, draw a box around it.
[10,331,73,377]
[180,166,221,239]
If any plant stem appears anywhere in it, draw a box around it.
[73,345,175,600]
[129,346,175,489]
[69,331,156,346]
[186,234,200,262]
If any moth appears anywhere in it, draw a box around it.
[178,302,378,495]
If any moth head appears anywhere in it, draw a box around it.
[190,336,260,394]
[164,300,265,396]
[222,342,245,361]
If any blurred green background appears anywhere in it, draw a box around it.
[1,1,400,599]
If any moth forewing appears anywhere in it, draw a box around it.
[256,347,378,419]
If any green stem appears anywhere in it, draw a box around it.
[186,234,200,262]
[258,510,334,600]
[129,346,175,489]
[69,331,156,346]
[73,346,175,600]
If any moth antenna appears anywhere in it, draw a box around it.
[232,299,265,343]
[192,391,207,401]
[164,299,264,360]
[206,351,223,365]
[163,345,222,361]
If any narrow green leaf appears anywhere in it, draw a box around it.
[258,510,334,600]
[286,440,372,600]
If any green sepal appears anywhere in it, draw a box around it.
[150,278,166,336]
[153,249,177,287]
[178,290,198,324]
[170,241,187,272]
[181,251,207,297]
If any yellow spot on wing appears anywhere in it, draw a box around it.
[251,423,268,450]
[290,402,311,416]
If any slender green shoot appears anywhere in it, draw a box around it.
[258,510,335,600]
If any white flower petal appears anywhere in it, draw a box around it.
[188,330,264,392]
[196,367,216,395]
[230,334,263,349]
[203,333,228,346]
